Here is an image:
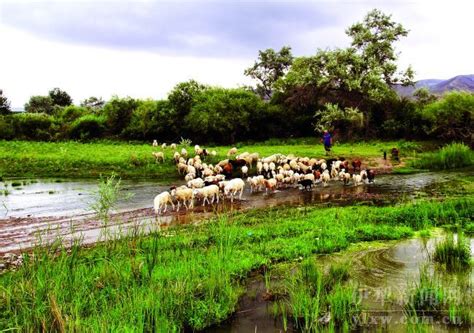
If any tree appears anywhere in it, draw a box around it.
[346,9,414,86]
[103,96,138,136]
[80,96,105,111]
[0,89,11,115]
[24,95,54,114]
[49,88,73,107]
[185,88,265,143]
[245,46,293,99]
[413,87,437,106]
[168,80,207,119]
[314,103,364,139]
[276,9,413,135]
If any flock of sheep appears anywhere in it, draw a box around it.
[151,141,376,214]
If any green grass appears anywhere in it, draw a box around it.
[433,233,471,271]
[0,139,429,179]
[273,259,359,331]
[412,143,474,170]
[405,266,472,327]
[0,198,472,331]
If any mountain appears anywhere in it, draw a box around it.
[393,74,474,97]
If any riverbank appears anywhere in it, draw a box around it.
[0,197,472,331]
[0,139,430,180]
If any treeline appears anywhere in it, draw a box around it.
[0,9,472,145]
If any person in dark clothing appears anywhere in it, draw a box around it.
[321,130,333,155]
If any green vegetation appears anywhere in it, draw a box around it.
[0,139,417,179]
[273,260,358,331]
[1,9,472,146]
[405,266,472,327]
[0,198,472,331]
[433,233,471,271]
[412,143,473,170]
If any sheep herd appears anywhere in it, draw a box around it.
[152,142,376,214]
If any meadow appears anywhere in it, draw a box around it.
[0,139,429,180]
[0,197,472,331]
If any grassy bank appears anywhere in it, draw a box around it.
[0,198,472,331]
[0,139,426,179]
[412,143,474,170]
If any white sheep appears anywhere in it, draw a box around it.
[193,184,220,206]
[211,150,217,157]
[177,162,188,175]
[153,191,175,214]
[152,140,158,147]
[170,143,177,150]
[321,170,330,187]
[173,152,181,164]
[256,161,263,175]
[184,173,195,182]
[171,187,194,211]
[227,147,238,156]
[187,178,205,189]
[241,165,249,178]
[161,143,167,149]
[224,178,245,202]
[152,151,164,163]
[194,145,201,155]
[181,148,188,157]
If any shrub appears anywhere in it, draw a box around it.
[69,114,107,140]
[14,112,55,140]
[420,91,474,142]
[0,116,15,139]
[412,143,473,170]
[58,105,90,122]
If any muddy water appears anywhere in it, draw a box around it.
[207,237,474,332]
[0,171,469,254]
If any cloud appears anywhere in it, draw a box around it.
[2,1,337,57]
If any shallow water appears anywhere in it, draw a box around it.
[0,171,470,254]
[0,171,466,219]
[207,237,474,332]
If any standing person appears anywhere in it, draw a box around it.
[321,130,332,155]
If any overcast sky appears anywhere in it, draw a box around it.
[1,0,473,107]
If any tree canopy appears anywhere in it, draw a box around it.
[49,88,73,107]
[0,90,11,115]
[245,46,293,99]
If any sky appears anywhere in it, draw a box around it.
[1,0,473,108]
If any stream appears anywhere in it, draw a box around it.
[0,170,470,254]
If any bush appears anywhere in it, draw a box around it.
[0,116,15,139]
[58,105,90,122]
[412,143,473,170]
[14,112,55,140]
[69,114,107,140]
[420,91,474,143]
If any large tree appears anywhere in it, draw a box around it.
[346,8,414,86]
[0,89,11,115]
[276,9,414,135]
[245,46,293,99]
[168,80,207,119]
[49,88,73,107]
[24,95,55,114]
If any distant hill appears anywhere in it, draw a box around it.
[393,74,474,97]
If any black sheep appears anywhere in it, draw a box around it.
[298,179,313,191]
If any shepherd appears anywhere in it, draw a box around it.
[321,130,333,155]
